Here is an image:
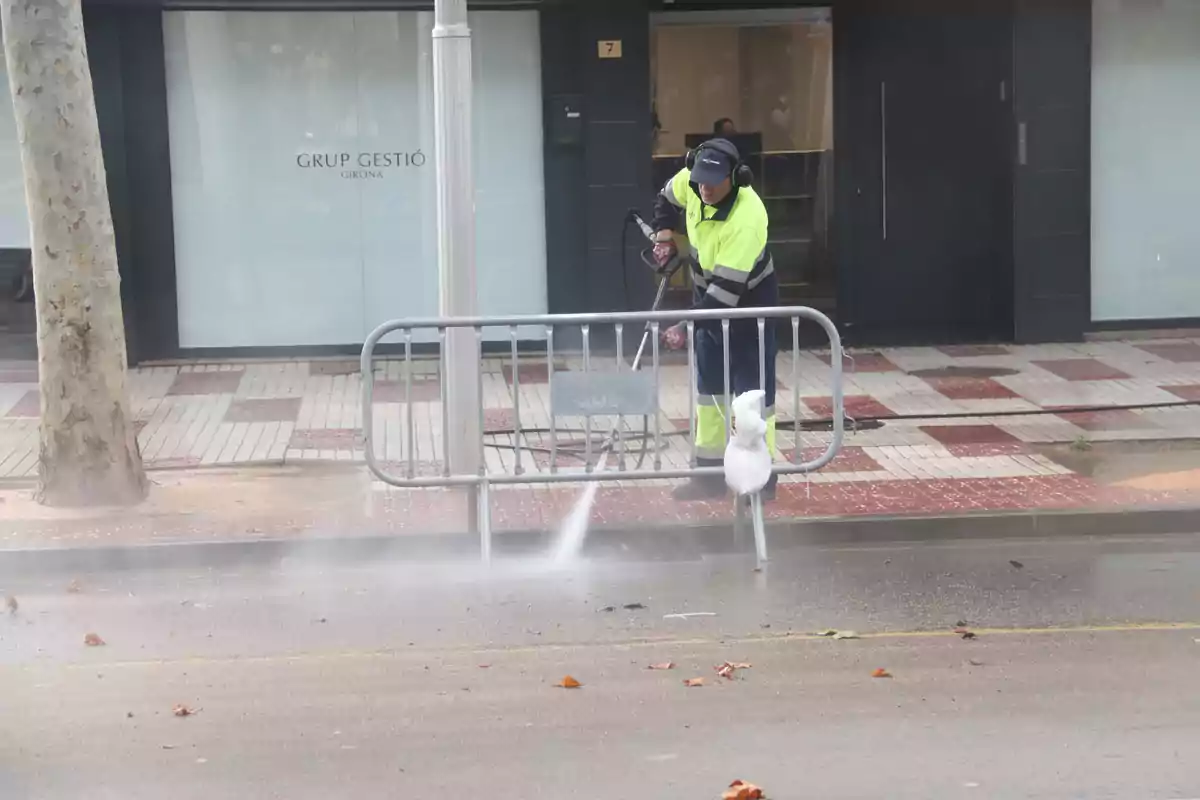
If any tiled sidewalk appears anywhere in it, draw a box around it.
[1,339,1200,523]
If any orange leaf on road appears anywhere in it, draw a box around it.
[724,779,765,800]
[647,662,675,670]
[557,675,582,689]
[872,668,893,679]
[84,633,105,647]
[172,704,200,717]
[683,677,706,687]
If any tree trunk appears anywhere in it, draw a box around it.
[2,0,146,506]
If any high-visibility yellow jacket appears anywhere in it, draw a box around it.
[652,167,777,310]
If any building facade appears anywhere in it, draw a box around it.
[0,0,1196,363]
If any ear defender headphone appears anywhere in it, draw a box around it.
[685,138,754,188]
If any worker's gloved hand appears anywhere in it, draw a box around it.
[661,323,687,351]
[652,232,677,271]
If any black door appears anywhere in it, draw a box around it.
[836,0,1014,345]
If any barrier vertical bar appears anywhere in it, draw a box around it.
[757,317,767,416]
[509,325,522,475]
[405,329,415,479]
[791,317,800,465]
[721,319,732,445]
[547,325,557,474]
[686,320,696,467]
[614,323,625,471]
[476,326,490,558]
[651,322,662,471]
[439,327,450,478]
[582,324,592,472]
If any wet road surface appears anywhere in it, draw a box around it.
[2,532,1200,798]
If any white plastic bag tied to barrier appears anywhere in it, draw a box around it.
[724,390,772,496]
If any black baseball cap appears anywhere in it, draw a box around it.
[690,140,737,186]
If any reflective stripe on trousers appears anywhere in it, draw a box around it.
[695,400,777,461]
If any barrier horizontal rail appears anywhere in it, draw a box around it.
[359,305,845,491]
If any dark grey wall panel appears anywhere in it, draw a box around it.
[84,7,179,364]
[540,5,588,314]
[578,0,653,314]
[119,11,180,361]
[1012,0,1091,343]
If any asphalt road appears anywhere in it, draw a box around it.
[2,532,1200,798]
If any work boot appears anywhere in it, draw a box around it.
[672,459,727,502]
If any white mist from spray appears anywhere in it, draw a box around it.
[551,451,609,565]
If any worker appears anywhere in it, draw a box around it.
[650,137,779,501]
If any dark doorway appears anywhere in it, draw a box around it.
[836,0,1014,345]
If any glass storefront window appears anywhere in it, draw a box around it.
[650,8,833,311]
[164,10,546,348]
[1091,0,1200,322]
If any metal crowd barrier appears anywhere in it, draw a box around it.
[360,306,845,563]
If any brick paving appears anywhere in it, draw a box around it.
[1,337,1200,525]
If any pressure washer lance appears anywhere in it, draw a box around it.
[586,211,684,462]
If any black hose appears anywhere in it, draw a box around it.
[484,397,1200,457]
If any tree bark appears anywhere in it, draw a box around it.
[1,0,147,506]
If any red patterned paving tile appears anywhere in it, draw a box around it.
[5,390,39,418]
[1136,342,1200,363]
[1165,384,1200,402]
[805,394,893,420]
[373,378,441,403]
[937,344,1011,358]
[920,424,1020,447]
[923,376,1018,401]
[945,441,1031,457]
[289,428,362,450]
[1058,409,1158,432]
[502,362,560,386]
[1032,358,1131,382]
[167,371,244,396]
[819,351,900,373]
[783,445,881,472]
[484,407,515,433]
[224,397,302,424]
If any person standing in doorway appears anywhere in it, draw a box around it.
[650,138,779,501]
[712,117,737,137]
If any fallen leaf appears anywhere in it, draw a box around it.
[814,629,838,637]
[967,659,985,667]
[172,704,200,717]
[647,662,675,670]
[557,675,582,689]
[598,606,616,613]
[478,664,491,669]
[716,661,753,679]
[724,779,765,800]
[83,633,105,647]
[1009,560,1025,570]
[67,580,82,594]
[683,677,706,687]
[832,630,860,640]
[960,631,978,640]
[955,619,969,628]
[5,595,17,615]
[872,668,893,679]
[623,603,646,611]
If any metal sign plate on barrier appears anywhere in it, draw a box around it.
[551,371,657,416]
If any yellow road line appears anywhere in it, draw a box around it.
[15,621,1199,673]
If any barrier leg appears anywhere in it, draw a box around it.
[478,481,492,563]
[751,491,768,568]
